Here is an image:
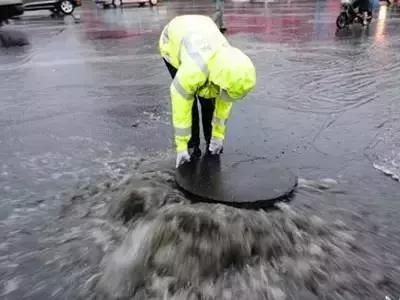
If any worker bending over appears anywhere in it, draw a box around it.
[159,15,256,168]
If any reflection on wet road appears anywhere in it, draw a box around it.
[1,0,400,299]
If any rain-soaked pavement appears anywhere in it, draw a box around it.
[1,0,400,299]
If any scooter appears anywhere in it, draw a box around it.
[336,0,372,28]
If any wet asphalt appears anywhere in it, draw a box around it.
[1,0,400,299]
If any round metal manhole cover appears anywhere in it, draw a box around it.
[176,155,297,208]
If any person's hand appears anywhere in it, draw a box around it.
[176,151,191,168]
[208,138,224,155]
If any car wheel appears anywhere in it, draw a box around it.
[149,0,157,6]
[336,13,347,29]
[59,0,75,15]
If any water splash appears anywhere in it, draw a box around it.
[367,121,400,183]
[373,163,400,182]
[43,155,396,300]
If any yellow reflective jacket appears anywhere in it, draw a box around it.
[159,15,256,152]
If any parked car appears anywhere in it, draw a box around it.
[23,0,81,15]
[96,0,157,9]
[0,0,24,25]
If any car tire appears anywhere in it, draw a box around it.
[149,0,157,6]
[59,0,75,15]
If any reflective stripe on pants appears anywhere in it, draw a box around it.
[175,126,191,136]
[172,77,192,100]
[212,116,226,126]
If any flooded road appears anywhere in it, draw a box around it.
[1,0,400,299]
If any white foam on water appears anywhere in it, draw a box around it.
[0,277,22,296]
[373,162,400,182]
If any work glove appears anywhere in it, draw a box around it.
[208,138,224,155]
[176,151,191,168]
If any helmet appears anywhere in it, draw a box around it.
[209,46,256,101]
